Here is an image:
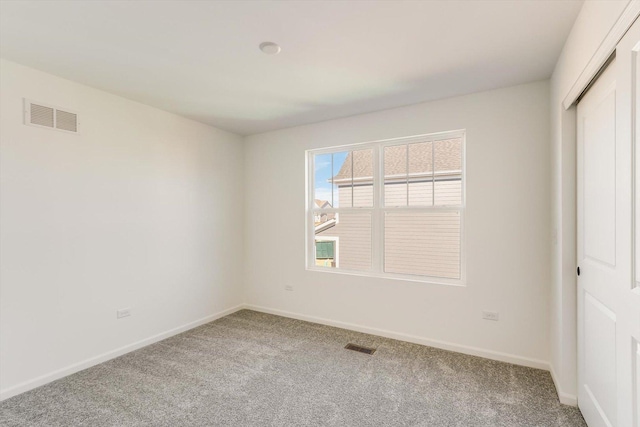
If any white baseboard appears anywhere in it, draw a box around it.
[0,304,244,402]
[243,304,551,371]
[549,365,578,406]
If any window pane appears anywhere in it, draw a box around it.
[384,145,407,206]
[314,212,372,271]
[384,211,461,279]
[314,153,334,208]
[408,142,433,206]
[352,149,374,207]
[434,139,462,206]
[332,151,350,208]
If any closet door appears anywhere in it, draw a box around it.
[577,19,640,427]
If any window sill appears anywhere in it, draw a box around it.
[305,266,466,287]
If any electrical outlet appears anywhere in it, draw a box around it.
[482,311,499,321]
[117,308,131,319]
[285,285,293,291]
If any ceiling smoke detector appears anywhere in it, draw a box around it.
[259,42,281,55]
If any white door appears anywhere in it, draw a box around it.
[577,20,640,427]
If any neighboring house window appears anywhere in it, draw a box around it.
[315,237,338,268]
[307,131,465,284]
[316,241,334,259]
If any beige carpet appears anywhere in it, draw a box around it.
[0,310,586,426]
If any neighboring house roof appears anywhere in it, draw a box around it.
[333,149,374,182]
[333,138,462,183]
[315,218,337,233]
[314,199,332,209]
[314,200,336,229]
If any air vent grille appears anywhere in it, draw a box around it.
[30,103,54,128]
[345,343,377,355]
[55,110,78,132]
[24,100,79,134]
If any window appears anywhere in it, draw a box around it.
[307,131,465,284]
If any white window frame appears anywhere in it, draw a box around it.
[306,130,466,286]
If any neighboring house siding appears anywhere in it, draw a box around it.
[384,210,461,279]
[408,181,433,205]
[317,212,371,270]
[337,180,461,207]
[385,182,410,206]
[338,185,374,207]
[433,179,462,206]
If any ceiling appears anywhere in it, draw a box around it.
[0,0,583,136]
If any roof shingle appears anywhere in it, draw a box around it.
[333,138,461,182]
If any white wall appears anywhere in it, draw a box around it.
[549,0,631,404]
[0,59,244,398]
[244,80,551,367]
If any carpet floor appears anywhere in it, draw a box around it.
[0,309,585,426]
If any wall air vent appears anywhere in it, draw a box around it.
[29,103,54,128]
[55,110,78,132]
[24,99,79,134]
